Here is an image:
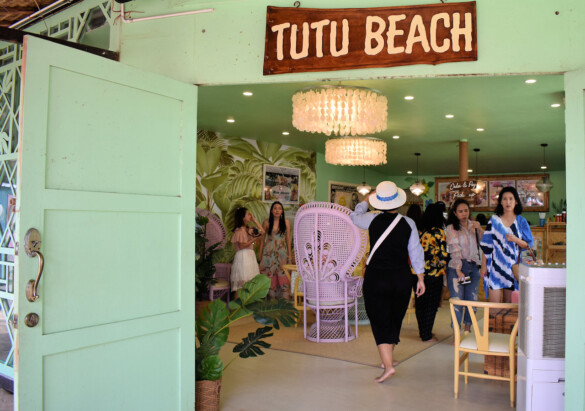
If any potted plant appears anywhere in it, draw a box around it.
[195,214,222,314]
[195,275,298,410]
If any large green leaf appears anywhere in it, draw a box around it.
[237,274,270,305]
[197,145,222,176]
[247,298,299,330]
[256,140,281,161]
[226,138,259,160]
[196,299,230,349]
[196,353,223,381]
[200,172,227,196]
[232,326,273,359]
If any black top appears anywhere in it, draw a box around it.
[368,213,415,270]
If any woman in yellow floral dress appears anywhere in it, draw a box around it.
[414,203,449,342]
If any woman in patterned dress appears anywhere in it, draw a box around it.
[480,187,533,303]
[414,203,449,342]
[258,201,292,299]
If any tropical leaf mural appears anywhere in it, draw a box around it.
[196,131,316,263]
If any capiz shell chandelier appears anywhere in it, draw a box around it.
[325,137,387,166]
[292,85,388,136]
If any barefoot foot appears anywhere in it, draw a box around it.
[380,361,399,368]
[375,367,396,383]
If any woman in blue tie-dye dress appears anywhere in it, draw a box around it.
[480,187,533,303]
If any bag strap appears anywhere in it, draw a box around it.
[366,214,402,265]
[474,227,481,260]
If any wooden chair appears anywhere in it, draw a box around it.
[449,298,519,408]
[282,264,303,326]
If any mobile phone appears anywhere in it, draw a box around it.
[461,276,471,285]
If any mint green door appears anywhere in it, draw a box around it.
[16,36,196,410]
[564,68,585,411]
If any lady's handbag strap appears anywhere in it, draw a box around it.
[366,215,402,265]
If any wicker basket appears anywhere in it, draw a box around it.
[195,378,222,411]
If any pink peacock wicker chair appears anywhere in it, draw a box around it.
[294,202,367,343]
[196,208,230,303]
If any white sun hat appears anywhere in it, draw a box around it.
[368,181,407,210]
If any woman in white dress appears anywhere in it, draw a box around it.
[231,207,264,296]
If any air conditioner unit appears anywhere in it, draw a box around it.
[517,263,566,411]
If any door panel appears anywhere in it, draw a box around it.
[43,329,180,410]
[44,67,183,196]
[17,36,196,410]
[563,68,585,410]
[42,210,180,334]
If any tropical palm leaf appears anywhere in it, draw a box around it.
[196,299,230,348]
[195,353,223,381]
[233,274,270,306]
[226,138,259,160]
[232,326,273,359]
[197,144,222,177]
[247,298,299,330]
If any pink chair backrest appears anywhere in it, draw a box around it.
[214,263,231,282]
[196,208,227,250]
[294,202,367,283]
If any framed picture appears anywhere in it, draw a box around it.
[435,174,550,212]
[516,178,547,211]
[488,179,515,207]
[262,165,300,204]
[328,181,365,211]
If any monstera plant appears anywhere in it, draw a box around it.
[195,275,298,409]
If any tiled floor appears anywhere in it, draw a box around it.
[219,336,514,411]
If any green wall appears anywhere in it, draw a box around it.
[117,0,585,86]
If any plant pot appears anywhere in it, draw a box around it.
[195,378,222,411]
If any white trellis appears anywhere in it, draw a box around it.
[0,0,114,381]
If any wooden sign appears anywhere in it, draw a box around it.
[439,180,483,205]
[264,2,477,75]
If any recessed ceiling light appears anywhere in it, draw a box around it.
[551,103,561,108]
[407,171,413,174]
[476,128,485,132]
[226,117,235,123]
[445,114,454,119]
[404,96,414,100]
[525,79,537,84]
[243,91,253,96]
[541,165,547,170]
[282,131,290,135]
[392,135,400,139]
[468,169,473,173]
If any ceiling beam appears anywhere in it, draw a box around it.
[0,26,118,61]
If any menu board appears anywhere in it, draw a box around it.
[435,174,549,212]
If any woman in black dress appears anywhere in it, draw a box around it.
[350,181,426,383]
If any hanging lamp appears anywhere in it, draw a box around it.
[356,167,372,195]
[324,136,387,166]
[292,85,388,136]
[535,143,553,192]
[472,148,486,193]
[409,153,425,196]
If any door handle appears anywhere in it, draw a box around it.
[24,228,44,302]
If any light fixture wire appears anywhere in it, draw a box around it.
[410,153,425,196]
